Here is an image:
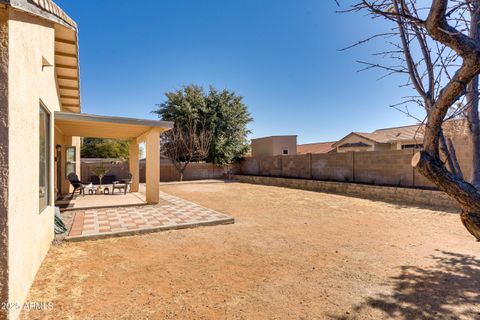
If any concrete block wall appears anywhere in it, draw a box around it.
[311,152,354,181]
[81,159,234,184]
[240,124,475,190]
[233,175,459,211]
[353,149,414,186]
[239,148,469,189]
[258,156,282,176]
[281,155,311,179]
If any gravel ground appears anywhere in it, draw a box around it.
[21,182,480,320]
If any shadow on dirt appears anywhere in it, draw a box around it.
[332,250,480,320]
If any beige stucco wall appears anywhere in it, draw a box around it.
[53,127,63,196]
[53,129,82,195]
[251,136,297,157]
[0,7,10,320]
[58,135,81,195]
[251,137,273,157]
[7,9,62,319]
[271,136,297,156]
[373,143,391,151]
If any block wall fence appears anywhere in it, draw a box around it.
[239,141,472,189]
[81,159,234,183]
[232,175,460,211]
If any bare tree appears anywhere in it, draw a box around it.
[341,0,480,240]
[162,119,213,181]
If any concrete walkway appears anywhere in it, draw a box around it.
[67,192,234,241]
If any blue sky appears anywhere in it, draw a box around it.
[55,0,422,144]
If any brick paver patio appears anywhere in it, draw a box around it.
[67,192,234,241]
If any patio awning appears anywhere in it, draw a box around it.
[54,112,173,141]
[54,112,173,204]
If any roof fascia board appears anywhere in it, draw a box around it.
[8,0,75,30]
[55,112,174,129]
[333,132,379,147]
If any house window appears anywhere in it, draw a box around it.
[65,146,77,178]
[39,105,50,212]
[282,149,289,155]
[401,144,423,150]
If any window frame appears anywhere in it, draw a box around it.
[39,103,51,214]
[65,146,77,179]
[282,148,289,155]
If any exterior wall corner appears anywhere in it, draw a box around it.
[0,6,8,320]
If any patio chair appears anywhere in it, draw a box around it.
[67,173,87,198]
[112,173,132,195]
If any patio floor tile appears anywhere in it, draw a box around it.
[66,192,234,241]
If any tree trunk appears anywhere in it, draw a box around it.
[179,171,184,182]
[413,151,480,240]
[468,3,480,188]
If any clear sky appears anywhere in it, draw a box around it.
[55,0,422,144]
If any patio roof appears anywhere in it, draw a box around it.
[54,112,173,141]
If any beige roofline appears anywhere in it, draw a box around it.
[4,0,76,30]
[332,132,380,148]
[251,135,297,141]
[55,112,174,129]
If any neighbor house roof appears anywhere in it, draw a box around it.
[251,135,297,142]
[297,142,336,154]
[333,124,424,147]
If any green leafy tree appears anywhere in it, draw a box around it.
[153,85,252,166]
[81,138,130,159]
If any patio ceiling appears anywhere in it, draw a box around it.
[54,112,173,141]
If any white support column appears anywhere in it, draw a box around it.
[145,128,161,204]
[129,140,139,192]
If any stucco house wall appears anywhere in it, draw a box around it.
[271,136,297,156]
[251,137,274,157]
[5,8,65,319]
[0,7,10,320]
[251,136,297,157]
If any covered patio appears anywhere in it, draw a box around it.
[56,192,146,211]
[54,112,173,205]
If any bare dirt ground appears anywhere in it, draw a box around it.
[21,182,480,320]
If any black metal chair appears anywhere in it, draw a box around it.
[67,173,87,198]
[90,174,117,185]
[112,173,133,195]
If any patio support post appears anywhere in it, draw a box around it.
[145,128,161,204]
[129,140,139,192]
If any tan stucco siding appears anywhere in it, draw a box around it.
[53,129,82,195]
[252,136,297,157]
[271,136,297,156]
[7,9,61,319]
[373,144,391,151]
[251,138,273,157]
[0,7,9,320]
[53,126,63,196]
[60,135,81,194]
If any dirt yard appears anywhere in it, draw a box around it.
[21,182,480,319]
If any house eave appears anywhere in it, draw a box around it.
[55,112,174,129]
[6,0,76,30]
